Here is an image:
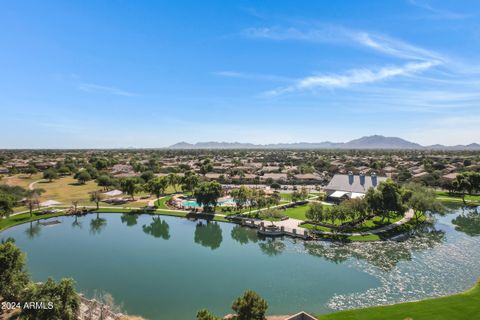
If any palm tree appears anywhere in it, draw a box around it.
[167,173,181,193]
[25,188,45,217]
[146,177,169,200]
[90,191,104,210]
[71,200,79,213]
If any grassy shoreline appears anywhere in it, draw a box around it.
[0,207,230,232]
[317,279,480,320]
[436,191,480,205]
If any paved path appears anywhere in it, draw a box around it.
[28,179,45,190]
[308,200,334,206]
[253,217,307,233]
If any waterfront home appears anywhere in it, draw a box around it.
[325,172,387,201]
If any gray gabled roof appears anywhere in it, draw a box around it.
[325,174,387,194]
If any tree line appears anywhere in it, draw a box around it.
[306,180,443,230]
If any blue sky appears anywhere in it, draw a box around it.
[1,0,480,148]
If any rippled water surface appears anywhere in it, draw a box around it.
[2,205,479,319]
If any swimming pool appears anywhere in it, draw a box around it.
[181,197,236,208]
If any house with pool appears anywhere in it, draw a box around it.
[325,172,387,202]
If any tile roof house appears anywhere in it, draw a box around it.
[260,173,287,181]
[293,173,324,182]
[442,172,458,181]
[325,172,387,200]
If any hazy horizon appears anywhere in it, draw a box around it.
[1,1,480,148]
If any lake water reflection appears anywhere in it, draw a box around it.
[2,205,479,320]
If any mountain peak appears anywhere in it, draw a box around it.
[167,135,479,150]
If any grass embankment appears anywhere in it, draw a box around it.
[436,191,480,205]
[0,211,66,232]
[0,206,229,233]
[318,279,480,320]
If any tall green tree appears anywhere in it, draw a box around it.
[25,188,45,217]
[306,203,325,226]
[230,186,251,210]
[120,177,141,200]
[96,174,115,191]
[231,290,268,320]
[366,180,405,222]
[0,241,30,300]
[25,165,38,176]
[453,172,480,204]
[167,173,181,193]
[146,176,169,200]
[42,168,58,182]
[181,172,200,194]
[74,170,91,185]
[22,278,80,320]
[403,183,444,221]
[194,181,223,212]
[90,191,104,210]
[0,191,17,218]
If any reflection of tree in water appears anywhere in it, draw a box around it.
[72,216,82,229]
[304,227,445,272]
[452,207,480,237]
[90,213,107,235]
[230,225,258,245]
[194,221,222,250]
[25,221,41,239]
[259,238,286,256]
[121,213,139,227]
[142,217,170,240]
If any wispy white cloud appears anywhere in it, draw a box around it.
[265,61,439,95]
[242,26,444,62]
[239,22,480,115]
[214,71,293,82]
[352,32,444,61]
[408,0,469,20]
[242,26,342,43]
[77,83,138,97]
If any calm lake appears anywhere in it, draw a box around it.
[2,205,480,320]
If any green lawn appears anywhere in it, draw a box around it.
[155,196,172,209]
[279,193,292,201]
[282,204,402,228]
[318,280,480,320]
[282,204,310,220]
[1,205,230,232]
[436,191,480,204]
[0,211,66,232]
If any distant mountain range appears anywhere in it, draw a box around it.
[168,135,480,150]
